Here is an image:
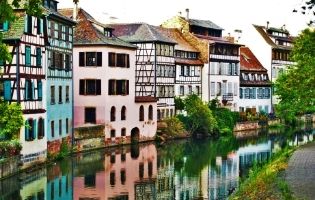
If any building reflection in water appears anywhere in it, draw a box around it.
[0,125,313,200]
[73,143,157,200]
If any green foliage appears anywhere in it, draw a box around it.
[231,147,296,200]
[180,94,217,137]
[0,0,43,63]
[275,28,315,124]
[0,101,24,140]
[174,96,185,111]
[55,140,70,160]
[161,117,186,137]
[210,106,239,136]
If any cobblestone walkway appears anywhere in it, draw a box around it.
[285,142,315,200]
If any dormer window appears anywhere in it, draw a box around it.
[104,28,112,37]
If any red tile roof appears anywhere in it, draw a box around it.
[240,47,267,72]
[135,96,158,103]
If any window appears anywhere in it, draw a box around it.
[108,80,129,95]
[139,105,144,121]
[121,153,126,162]
[110,154,116,163]
[37,18,41,34]
[79,79,101,95]
[210,82,215,96]
[216,82,221,96]
[25,46,31,67]
[65,86,70,102]
[2,81,10,101]
[25,80,33,100]
[37,80,42,101]
[66,118,69,134]
[240,88,243,99]
[84,174,96,188]
[180,66,184,76]
[180,85,184,96]
[36,48,41,67]
[65,54,70,71]
[110,172,115,186]
[148,105,153,120]
[121,128,126,137]
[50,21,55,38]
[26,15,32,34]
[120,170,126,185]
[121,106,126,120]
[0,21,9,31]
[139,163,144,179]
[188,85,192,94]
[185,66,190,76]
[38,118,44,139]
[51,86,55,104]
[58,24,62,39]
[65,26,69,41]
[79,52,102,67]
[110,129,115,138]
[110,106,116,121]
[59,119,62,136]
[108,52,130,68]
[85,107,96,123]
[58,86,62,103]
[51,121,55,138]
[196,86,200,95]
[25,119,35,141]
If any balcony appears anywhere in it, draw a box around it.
[222,93,234,101]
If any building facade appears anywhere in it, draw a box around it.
[1,10,47,166]
[162,10,241,111]
[246,24,294,111]
[59,8,157,144]
[239,47,271,114]
[112,23,177,120]
[44,0,76,154]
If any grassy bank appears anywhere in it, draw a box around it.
[230,147,296,200]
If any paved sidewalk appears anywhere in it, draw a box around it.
[285,142,315,200]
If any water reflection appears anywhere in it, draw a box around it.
[0,125,314,200]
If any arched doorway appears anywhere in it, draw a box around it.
[131,127,140,143]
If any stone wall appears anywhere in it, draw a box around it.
[0,156,20,179]
[233,121,260,132]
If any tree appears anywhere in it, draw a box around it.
[275,28,315,123]
[0,0,42,62]
[293,0,315,25]
[0,100,24,140]
[179,94,217,137]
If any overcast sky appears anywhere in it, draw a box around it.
[58,0,310,38]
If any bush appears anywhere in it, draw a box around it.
[160,117,186,137]
[210,107,238,136]
[0,140,22,159]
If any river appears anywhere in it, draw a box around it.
[0,124,314,200]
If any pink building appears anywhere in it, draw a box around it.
[73,143,157,199]
[59,8,157,144]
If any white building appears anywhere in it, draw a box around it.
[245,23,295,111]
[238,47,271,114]
[111,23,176,120]
[60,8,157,144]
[162,9,242,111]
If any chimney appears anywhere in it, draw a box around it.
[73,0,79,21]
[282,24,286,30]
[266,21,269,29]
[185,8,189,20]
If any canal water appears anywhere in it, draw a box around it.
[0,125,314,200]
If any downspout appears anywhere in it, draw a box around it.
[16,42,20,103]
[270,48,273,113]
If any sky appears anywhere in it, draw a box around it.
[58,0,311,39]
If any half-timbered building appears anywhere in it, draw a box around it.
[162,10,242,111]
[0,10,47,166]
[43,0,76,155]
[246,23,295,111]
[59,8,157,144]
[111,23,176,120]
[239,47,271,114]
[157,28,203,100]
